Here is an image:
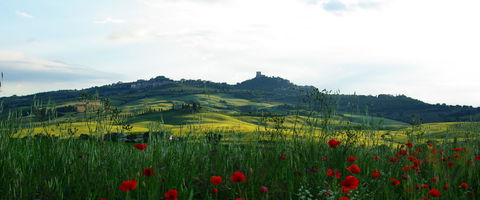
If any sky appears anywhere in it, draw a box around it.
[1,0,480,106]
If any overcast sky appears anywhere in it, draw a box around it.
[1,0,479,106]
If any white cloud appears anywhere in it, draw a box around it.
[94,17,125,24]
[0,51,121,97]
[93,17,125,24]
[101,0,480,106]
[15,10,33,18]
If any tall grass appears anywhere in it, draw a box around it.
[0,88,479,199]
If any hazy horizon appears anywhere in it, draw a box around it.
[1,0,480,106]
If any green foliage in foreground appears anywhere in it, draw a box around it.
[0,133,479,200]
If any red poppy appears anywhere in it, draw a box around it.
[322,156,328,161]
[374,156,380,161]
[406,141,413,148]
[447,162,454,168]
[164,189,178,200]
[401,174,409,180]
[347,164,361,174]
[99,198,107,200]
[454,148,462,152]
[475,155,480,161]
[402,166,411,171]
[326,169,334,177]
[390,178,401,185]
[341,186,351,194]
[339,197,350,200]
[210,176,222,185]
[432,176,439,183]
[459,182,469,188]
[335,170,342,179]
[429,188,441,197]
[119,180,137,192]
[259,186,269,193]
[427,143,433,147]
[211,188,219,194]
[235,198,244,200]
[142,168,154,177]
[421,184,429,189]
[280,154,286,160]
[134,144,147,150]
[371,170,381,178]
[397,150,408,156]
[340,176,360,191]
[231,171,247,182]
[347,156,357,162]
[328,140,341,148]
[389,157,399,162]
[443,184,449,191]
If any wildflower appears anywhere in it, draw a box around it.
[443,184,449,191]
[454,148,462,152]
[347,164,361,174]
[475,155,480,161]
[231,171,247,182]
[326,169,334,177]
[142,168,155,177]
[429,188,441,197]
[401,174,409,180]
[374,156,380,161]
[340,176,359,194]
[406,141,413,148]
[164,189,178,200]
[371,170,381,178]
[259,186,269,193]
[391,178,401,186]
[339,197,350,200]
[210,176,222,186]
[335,170,342,179]
[280,154,286,160]
[211,188,219,194]
[347,156,357,162]
[402,166,411,171]
[322,156,328,161]
[235,198,244,200]
[397,150,408,156]
[459,182,469,188]
[389,157,399,163]
[328,140,341,148]
[432,176,439,183]
[119,180,137,192]
[134,144,147,150]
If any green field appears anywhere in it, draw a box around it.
[1,91,480,199]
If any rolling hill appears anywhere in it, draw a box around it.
[1,72,479,127]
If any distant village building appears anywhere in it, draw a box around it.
[256,71,264,78]
[130,79,173,89]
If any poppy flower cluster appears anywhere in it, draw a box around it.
[328,139,341,148]
[134,143,147,150]
[164,189,179,200]
[119,180,137,192]
[231,171,247,182]
[340,176,359,194]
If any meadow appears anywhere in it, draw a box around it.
[1,90,479,199]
